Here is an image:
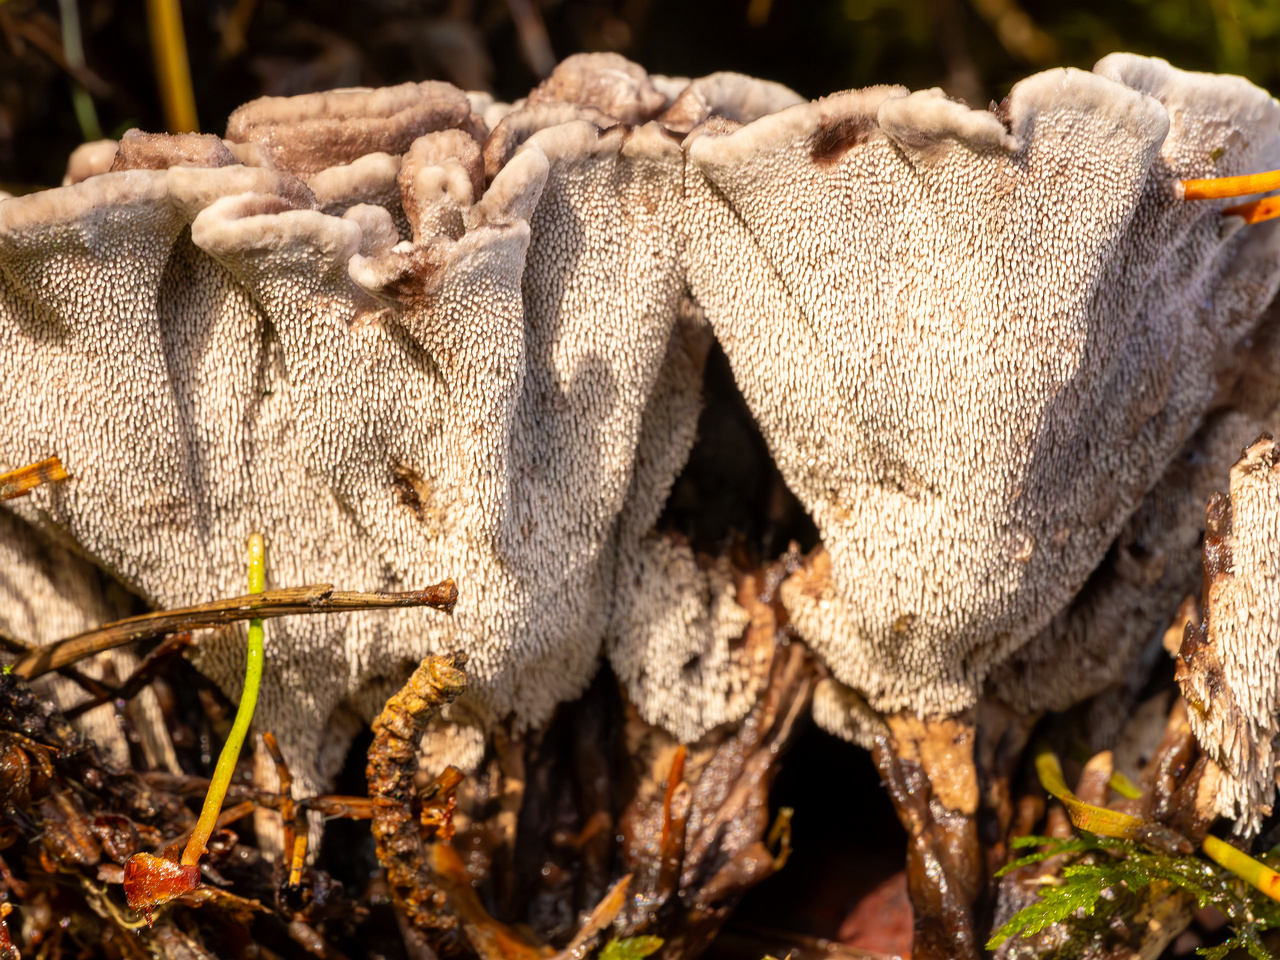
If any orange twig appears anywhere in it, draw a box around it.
[1223,195,1280,225]
[0,458,67,502]
[1182,168,1280,200]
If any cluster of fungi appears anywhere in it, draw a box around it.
[2,49,1280,960]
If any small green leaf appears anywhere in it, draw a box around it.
[599,937,664,960]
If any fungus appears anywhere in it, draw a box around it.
[1178,435,1280,835]
[681,54,1280,746]
[657,72,804,134]
[989,302,1280,720]
[0,58,732,800]
[224,81,486,176]
[526,52,667,126]
[5,59,1280,922]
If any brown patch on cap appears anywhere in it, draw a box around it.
[392,465,432,521]
[228,194,298,219]
[277,174,320,212]
[366,244,449,309]
[110,130,239,172]
[225,81,474,177]
[658,88,710,135]
[808,114,877,165]
[527,52,665,126]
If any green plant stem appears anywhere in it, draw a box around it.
[181,534,264,866]
[57,0,103,141]
[1204,835,1280,904]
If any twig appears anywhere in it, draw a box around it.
[139,770,382,819]
[13,580,457,679]
[1,627,124,705]
[64,633,193,721]
[262,731,297,887]
[0,11,112,97]
[287,920,353,960]
[217,0,260,58]
[0,457,67,501]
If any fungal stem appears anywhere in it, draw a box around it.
[182,533,265,866]
[1182,168,1280,201]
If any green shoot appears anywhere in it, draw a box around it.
[1204,835,1280,903]
[599,937,664,960]
[183,533,265,866]
[125,533,268,921]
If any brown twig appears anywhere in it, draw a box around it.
[1,627,125,706]
[287,920,352,960]
[65,633,193,721]
[139,771,383,820]
[13,580,458,679]
[262,731,296,878]
[0,12,112,97]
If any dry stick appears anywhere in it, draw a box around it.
[13,579,458,680]
[1,628,122,705]
[264,731,310,888]
[140,770,380,819]
[64,633,193,721]
[262,731,299,887]
[504,0,555,78]
[0,457,67,501]
[0,13,112,97]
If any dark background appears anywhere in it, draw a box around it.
[2,0,1279,189]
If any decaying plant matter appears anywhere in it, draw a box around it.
[5,47,1280,959]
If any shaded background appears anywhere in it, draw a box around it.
[3,0,1280,188]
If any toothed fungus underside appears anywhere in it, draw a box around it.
[2,53,1280,801]
[1178,437,1280,835]
[681,55,1280,740]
